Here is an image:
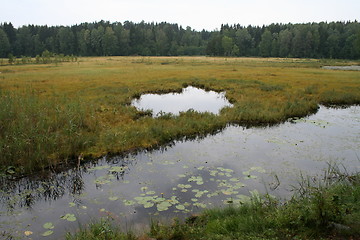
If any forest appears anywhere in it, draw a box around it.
[0,20,359,59]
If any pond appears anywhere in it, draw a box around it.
[0,105,359,239]
[131,86,233,116]
[322,66,360,71]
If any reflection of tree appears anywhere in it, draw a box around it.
[0,172,69,209]
[67,170,84,196]
[0,156,135,210]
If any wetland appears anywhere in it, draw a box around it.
[0,56,360,239]
[1,105,359,239]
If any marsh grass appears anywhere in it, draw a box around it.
[0,90,98,174]
[0,57,359,174]
[66,219,136,240]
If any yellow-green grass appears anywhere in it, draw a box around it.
[1,57,359,174]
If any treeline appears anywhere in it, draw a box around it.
[0,21,208,58]
[0,20,359,59]
[210,21,360,59]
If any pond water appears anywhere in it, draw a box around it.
[322,66,360,71]
[1,106,359,239]
[131,86,233,116]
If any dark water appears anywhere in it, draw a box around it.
[0,106,359,239]
[131,86,233,116]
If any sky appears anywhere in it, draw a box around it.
[1,0,359,31]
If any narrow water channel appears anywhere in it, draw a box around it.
[0,106,359,239]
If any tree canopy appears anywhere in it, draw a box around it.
[0,20,359,59]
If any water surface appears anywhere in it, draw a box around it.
[322,66,360,71]
[0,106,359,239]
[131,86,233,116]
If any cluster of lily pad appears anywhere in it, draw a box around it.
[120,187,186,212]
[291,117,330,128]
[16,163,267,238]
[39,213,77,237]
[115,165,267,215]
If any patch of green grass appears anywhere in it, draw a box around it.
[0,90,98,174]
[66,219,137,240]
[320,89,360,105]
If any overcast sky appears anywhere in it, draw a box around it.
[1,0,359,30]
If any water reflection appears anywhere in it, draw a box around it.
[0,105,359,239]
[131,86,233,116]
[0,169,81,210]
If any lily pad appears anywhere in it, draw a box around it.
[135,196,155,205]
[193,202,207,208]
[175,204,185,210]
[61,213,77,222]
[140,186,148,192]
[123,200,135,206]
[209,170,218,176]
[43,222,54,229]
[157,201,172,211]
[177,184,192,189]
[94,176,113,185]
[188,176,204,185]
[42,230,54,237]
[144,202,155,208]
[154,197,166,202]
[109,196,119,201]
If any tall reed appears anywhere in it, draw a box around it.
[0,90,98,174]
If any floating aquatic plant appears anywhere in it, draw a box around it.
[61,213,77,222]
[42,222,54,237]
